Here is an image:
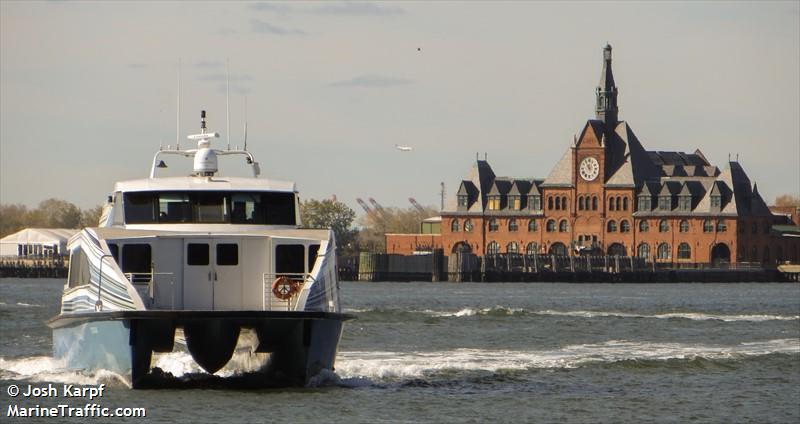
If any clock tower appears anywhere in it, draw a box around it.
[595,43,618,130]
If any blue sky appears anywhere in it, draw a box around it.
[1,1,798,213]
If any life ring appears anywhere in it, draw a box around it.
[272,276,299,300]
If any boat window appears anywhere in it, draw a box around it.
[121,244,151,283]
[124,192,157,223]
[231,193,263,224]
[67,246,91,288]
[123,191,296,225]
[108,243,119,264]
[263,192,295,225]
[308,244,320,271]
[158,193,191,223]
[276,244,305,275]
[194,193,229,223]
[187,243,209,266]
[216,243,238,266]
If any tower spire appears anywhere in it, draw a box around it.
[595,43,619,128]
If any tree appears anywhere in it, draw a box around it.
[36,198,82,228]
[774,194,800,207]
[300,199,357,253]
[81,205,104,227]
[0,204,29,238]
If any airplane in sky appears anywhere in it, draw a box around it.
[395,144,413,152]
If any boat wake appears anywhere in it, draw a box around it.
[3,338,796,389]
[0,356,131,387]
[334,338,800,381]
[346,307,800,322]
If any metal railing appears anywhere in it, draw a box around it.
[262,272,313,311]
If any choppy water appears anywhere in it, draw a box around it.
[1,278,799,423]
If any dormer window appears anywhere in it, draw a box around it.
[528,195,541,210]
[711,195,721,209]
[457,195,469,208]
[488,195,501,210]
[638,195,650,211]
[679,195,692,211]
[509,195,521,210]
[658,195,671,211]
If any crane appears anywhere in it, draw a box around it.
[408,197,425,213]
[356,198,373,215]
[368,198,385,214]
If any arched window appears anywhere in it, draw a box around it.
[616,196,622,211]
[546,219,556,232]
[608,243,626,256]
[679,220,689,233]
[507,241,518,254]
[620,220,630,233]
[609,197,616,211]
[716,220,727,232]
[486,241,499,255]
[592,196,598,210]
[607,220,617,232]
[555,197,561,210]
[659,219,669,232]
[451,219,460,232]
[488,218,499,232]
[637,243,650,259]
[579,196,585,210]
[549,242,567,256]
[639,220,649,232]
[657,243,671,260]
[464,219,473,232]
[508,219,518,232]
[526,242,538,255]
[528,219,538,232]
[622,197,629,211]
[559,219,568,232]
[703,219,713,233]
[677,242,691,259]
[548,197,553,210]
[452,242,472,254]
[562,196,568,211]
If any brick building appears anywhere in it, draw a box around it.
[438,44,799,266]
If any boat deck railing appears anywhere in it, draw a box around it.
[262,273,314,311]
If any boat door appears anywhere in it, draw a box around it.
[183,239,243,310]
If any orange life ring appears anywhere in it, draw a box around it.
[272,276,299,300]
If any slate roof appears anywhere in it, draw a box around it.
[541,148,574,187]
[605,121,662,187]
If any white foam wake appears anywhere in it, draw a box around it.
[0,356,130,387]
[335,338,800,380]
[0,301,43,308]
[536,310,800,322]
[369,306,800,322]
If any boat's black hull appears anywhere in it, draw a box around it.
[49,311,355,388]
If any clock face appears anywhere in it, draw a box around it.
[579,157,600,181]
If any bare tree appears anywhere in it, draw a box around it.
[774,194,800,207]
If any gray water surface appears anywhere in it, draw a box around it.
[1,279,799,423]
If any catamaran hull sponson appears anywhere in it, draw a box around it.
[49,311,354,388]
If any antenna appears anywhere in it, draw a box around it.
[440,182,446,211]
[176,58,181,150]
[243,96,248,151]
[226,58,230,150]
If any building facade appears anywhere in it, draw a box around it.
[439,45,799,266]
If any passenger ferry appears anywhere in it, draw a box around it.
[48,111,353,387]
